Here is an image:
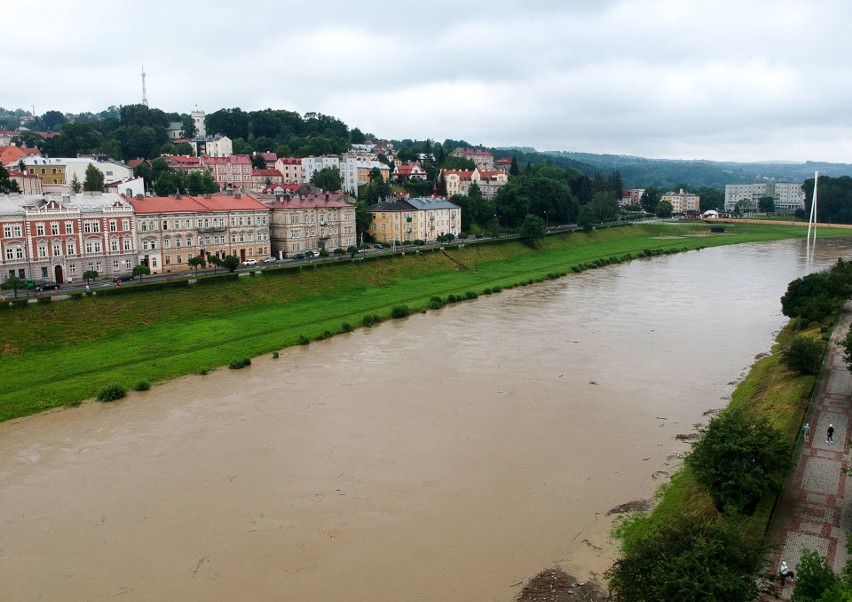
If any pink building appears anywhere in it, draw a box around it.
[203,154,252,190]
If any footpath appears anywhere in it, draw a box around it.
[769,303,852,599]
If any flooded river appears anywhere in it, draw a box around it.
[1,238,850,601]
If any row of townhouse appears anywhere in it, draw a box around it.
[0,190,362,283]
[366,197,462,244]
[724,182,805,212]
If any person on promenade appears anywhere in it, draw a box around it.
[803,423,810,443]
[779,561,794,585]
[828,424,835,443]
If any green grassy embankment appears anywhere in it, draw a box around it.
[0,222,847,423]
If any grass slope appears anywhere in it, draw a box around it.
[0,222,847,422]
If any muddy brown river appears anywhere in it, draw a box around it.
[1,238,850,601]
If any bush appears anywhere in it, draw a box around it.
[133,380,151,391]
[341,322,353,332]
[465,291,478,299]
[483,288,493,295]
[794,549,842,601]
[363,315,377,327]
[391,305,410,318]
[782,334,826,375]
[11,298,29,308]
[607,514,768,602]
[429,296,445,309]
[447,294,458,303]
[686,406,794,515]
[36,295,52,304]
[97,383,126,402]
[272,351,279,358]
[228,357,252,369]
[298,335,310,345]
[70,292,84,300]
[316,330,334,340]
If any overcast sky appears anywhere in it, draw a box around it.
[4,0,851,163]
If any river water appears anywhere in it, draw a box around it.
[1,237,850,601]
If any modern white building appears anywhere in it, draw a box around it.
[724,182,805,212]
[301,156,340,186]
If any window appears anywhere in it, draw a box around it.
[187,236,193,246]
[185,219,191,229]
[164,239,171,250]
[51,223,59,235]
[37,224,45,236]
[122,219,130,230]
[177,256,183,264]
[67,241,76,255]
[69,264,77,275]
[123,238,131,251]
[15,247,23,259]
[2,225,10,238]
[53,243,61,256]
[152,258,158,267]
[4,248,12,260]
[111,239,119,252]
[113,260,119,270]
[65,222,73,234]
[165,256,171,265]
[41,267,48,278]
[109,220,117,232]
[38,244,47,258]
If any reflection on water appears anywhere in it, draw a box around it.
[0,238,849,600]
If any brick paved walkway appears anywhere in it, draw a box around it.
[768,304,852,599]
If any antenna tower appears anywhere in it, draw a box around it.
[141,66,149,107]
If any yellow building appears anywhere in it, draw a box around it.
[367,197,461,244]
[22,157,66,185]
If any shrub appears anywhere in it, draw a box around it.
[11,298,29,308]
[133,380,151,391]
[70,292,84,300]
[316,330,334,340]
[686,406,794,515]
[783,334,825,374]
[391,305,410,318]
[363,314,380,327]
[483,288,493,295]
[341,322,353,332]
[793,549,843,601]
[447,294,458,303]
[228,357,252,369]
[272,351,280,358]
[97,383,126,402]
[429,296,445,309]
[298,335,310,345]
[36,295,52,304]
[492,286,503,293]
[465,291,478,300]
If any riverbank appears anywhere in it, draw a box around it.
[1,222,849,423]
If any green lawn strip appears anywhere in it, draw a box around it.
[1,223,847,422]
[614,322,822,550]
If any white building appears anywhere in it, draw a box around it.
[64,159,134,189]
[724,182,805,212]
[301,156,340,186]
[191,135,232,158]
[191,109,206,137]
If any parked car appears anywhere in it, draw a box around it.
[373,244,383,249]
[36,282,60,291]
[262,257,277,263]
[293,253,306,260]
[242,258,257,266]
[118,274,134,282]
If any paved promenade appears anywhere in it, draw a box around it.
[769,304,852,599]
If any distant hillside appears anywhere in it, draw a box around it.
[528,150,852,190]
[493,147,852,190]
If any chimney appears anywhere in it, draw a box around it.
[234,192,241,199]
[175,192,182,199]
[135,194,144,200]
[325,193,329,201]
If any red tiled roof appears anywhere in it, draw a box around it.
[252,169,281,177]
[128,159,149,168]
[276,157,301,165]
[203,154,251,165]
[443,169,475,180]
[478,170,504,178]
[265,192,352,210]
[127,195,209,214]
[0,145,41,165]
[495,157,512,164]
[203,192,269,211]
[164,154,200,165]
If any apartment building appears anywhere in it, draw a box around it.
[724,182,805,212]
[662,189,701,214]
[0,192,137,284]
[264,191,356,257]
[367,196,461,244]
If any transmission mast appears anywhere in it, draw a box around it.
[141,66,149,107]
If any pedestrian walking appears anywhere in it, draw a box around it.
[779,560,794,585]
[803,422,810,443]
[827,424,835,443]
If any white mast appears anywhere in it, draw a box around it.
[807,171,819,242]
[141,66,149,107]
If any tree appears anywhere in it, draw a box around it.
[83,164,105,192]
[82,270,99,284]
[519,214,546,247]
[589,191,618,222]
[41,110,67,132]
[577,205,595,231]
[350,127,366,144]
[346,245,358,258]
[1,276,26,298]
[311,166,342,191]
[641,187,662,213]
[70,174,82,194]
[132,264,150,281]
[0,164,20,194]
[686,406,794,515]
[793,549,845,602]
[655,200,673,218]
[180,114,196,139]
[188,255,206,275]
[781,334,825,375]
[223,254,240,272]
[207,254,223,273]
[333,247,345,258]
[758,195,775,213]
[250,154,267,170]
[509,156,521,176]
[606,514,770,602]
